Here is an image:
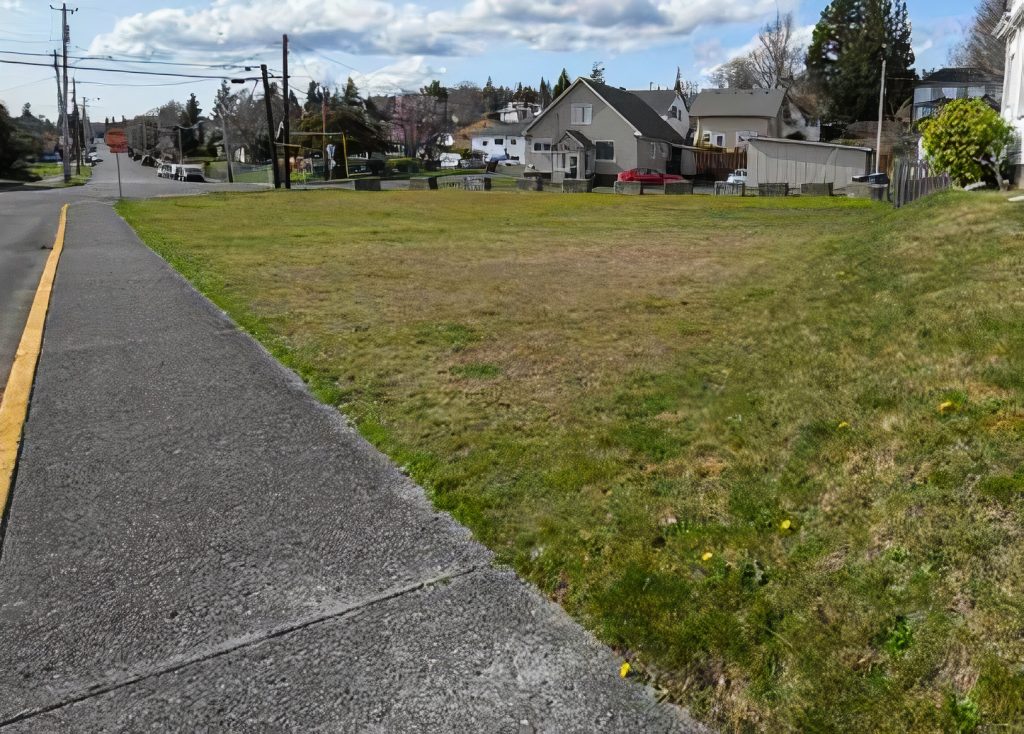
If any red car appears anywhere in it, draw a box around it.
[616,168,684,185]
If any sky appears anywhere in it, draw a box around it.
[0,0,975,123]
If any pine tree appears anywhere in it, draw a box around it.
[674,67,683,96]
[806,0,915,122]
[304,81,322,113]
[183,92,202,125]
[552,68,571,98]
[343,77,361,106]
[590,62,605,84]
[539,77,552,107]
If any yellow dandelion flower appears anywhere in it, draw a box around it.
[781,519,792,530]
[939,400,955,413]
[837,421,850,430]
[619,662,631,678]
[701,551,714,562]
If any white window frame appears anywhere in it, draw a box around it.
[494,138,504,145]
[595,140,615,161]
[570,103,593,125]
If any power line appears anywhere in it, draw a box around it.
[0,48,266,71]
[289,40,361,74]
[0,57,273,80]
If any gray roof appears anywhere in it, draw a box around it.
[627,89,684,114]
[689,88,786,119]
[561,129,594,148]
[585,81,685,143]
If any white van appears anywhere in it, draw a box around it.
[157,162,174,178]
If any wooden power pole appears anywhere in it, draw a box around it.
[260,64,280,189]
[282,34,291,189]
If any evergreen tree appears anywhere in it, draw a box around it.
[590,62,605,84]
[183,92,202,125]
[482,76,497,112]
[552,68,571,98]
[342,77,361,106]
[806,0,915,122]
[304,80,322,113]
[539,77,552,107]
[213,80,235,117]
[674,67,683,95]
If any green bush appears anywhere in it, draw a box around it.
[385,157,419,173]
[920,99,1014,187]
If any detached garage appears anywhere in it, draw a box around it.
[745,137,874,192]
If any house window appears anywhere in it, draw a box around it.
[494,138,504,145]
[481,140,488,146]
[715,134,725,147]
[533,141,552,152]
[570,103,593,125]
[510,138,517,144]
[595,141,614,161]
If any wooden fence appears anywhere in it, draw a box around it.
[692,148,747,181]
[891,159,951,208]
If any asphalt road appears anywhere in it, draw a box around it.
[0,145,265,396]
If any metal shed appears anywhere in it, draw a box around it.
[745,137,873,191]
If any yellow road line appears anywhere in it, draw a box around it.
[0,203,68,516]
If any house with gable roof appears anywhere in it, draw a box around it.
[690,88,819,150]
[523,77,689,186]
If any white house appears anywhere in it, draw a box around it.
[470,121,530,162]
[627,90,691,139]
[996,0,1024,183]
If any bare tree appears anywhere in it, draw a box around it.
[751,13,801,88]
[710,12,803,89]
[951,0,1007,78]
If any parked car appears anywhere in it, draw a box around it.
[177,165,205,182]
[616,168,684,185]
[157,162,172,178]
[141,155,156,167]
[726,169,748,185]
[439,153,462,169]
[459,157,484,169]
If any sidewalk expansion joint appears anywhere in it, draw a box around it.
[0,562,490,728]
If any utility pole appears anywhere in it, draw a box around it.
[875,44,887,175]
[51,51,65,171]
[282,34,291,189]
[216,104,234,183]
[321,85,328,181]
[72,78,81,174]
[51,3,76,183]
[261,64,280,188]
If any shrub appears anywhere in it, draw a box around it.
[920,99,1014,188]
[385,157,419,173]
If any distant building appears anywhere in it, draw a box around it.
[912,67,1003,121]
[626,89,690,139]
[491,102,542,124]
[689,88,819,150]
[470,121,530,163]
[523,77,690,186]
[996,0,1024,182]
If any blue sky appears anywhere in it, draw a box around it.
[0,0,974,123]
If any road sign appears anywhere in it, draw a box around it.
[106,127,128,154]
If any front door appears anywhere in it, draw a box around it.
[569,155,578,179]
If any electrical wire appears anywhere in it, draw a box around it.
[1,48,268,71]
[0,57,272,80]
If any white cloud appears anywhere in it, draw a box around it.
[88,0,799,59]
[350,56,448,93]
[1,0,24,9]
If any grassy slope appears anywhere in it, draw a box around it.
[118,190,1024,732]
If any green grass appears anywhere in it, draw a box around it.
[20,161,92,186]
[117,189,1024,731]
[25,162,63,179]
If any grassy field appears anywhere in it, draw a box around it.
[118,190,1024,731]
[22,162,92,186]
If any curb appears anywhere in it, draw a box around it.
[0,203,68,524]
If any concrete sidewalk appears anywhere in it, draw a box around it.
[0,202,701,732]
